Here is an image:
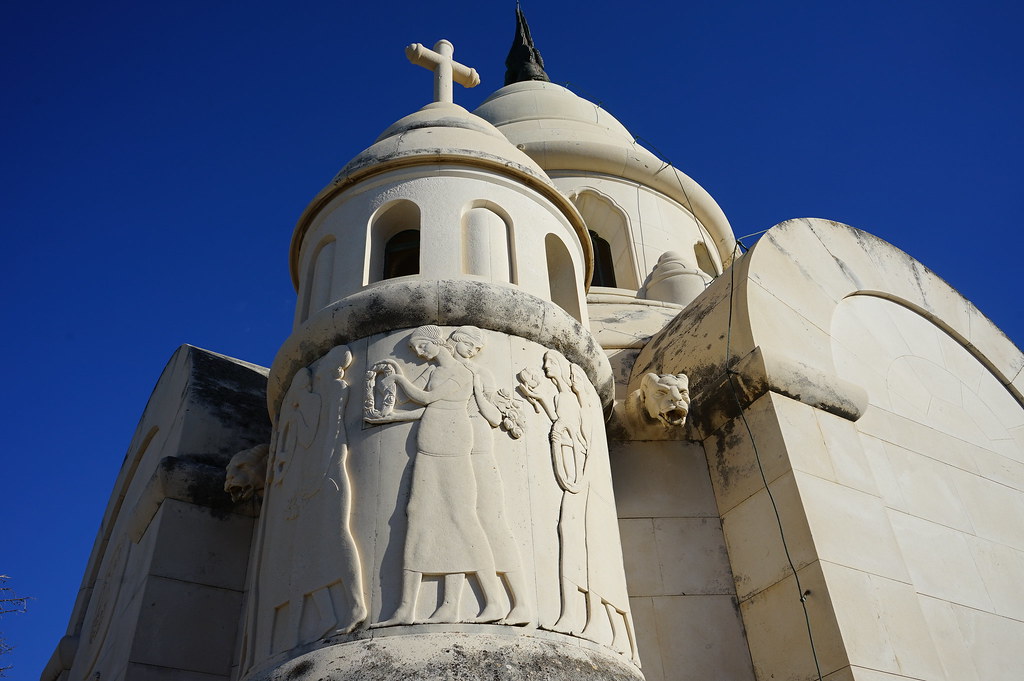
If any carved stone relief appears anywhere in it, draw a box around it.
[364,325,528,626]
[517,350,637,659]
[247,346,367,664]
[224,443,270,503]
[623,372,691,439]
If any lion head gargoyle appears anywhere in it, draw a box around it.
[624,373,691,435]
[224,443,270,503]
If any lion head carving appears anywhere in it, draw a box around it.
[224,443,270,503]
[638,372,690,428]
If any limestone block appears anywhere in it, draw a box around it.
[964,535,1024,621]
[916,596,982,681]
[880,442,976,533]
[705,394,793,516]
[739,562,847,680]
[951,602,1024,681]
[974,365,1024,431]
[706,393,841,517]
[938,331,988,393]
[721,471,816,601]
[627,597,662,681]
[856,408,981,474]
[654,518,734,596]
[953,472,1024,547]
[619,519,660,597]
[651,595,754,681]
[147,499,254,592]
[819,561,944,680]
[829,337,893,413]
[747,228,845,319]
[972,444,1024,492]
[797,474,910,583]
[619,517,733,600]
[812,410,877,495]
[857,434,907,510]
[1012,423,1024,452]
[131,576,244,677]
[610,440,718,519]
[965,303,1024,383]
[888,511,991,610]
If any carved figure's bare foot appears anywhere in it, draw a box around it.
[369,607,414,629]
[580,615,602,639]
[552,612,578,635]
[472,603,506,623]
[502,604,535,627]
[431,601,461,623]
[338,604,368,633]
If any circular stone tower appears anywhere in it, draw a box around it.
[237,39,642,681]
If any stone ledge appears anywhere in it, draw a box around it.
[268,279,615,417]
[244,627,643,681]
[128,456,256,543]
[689,346,868,440]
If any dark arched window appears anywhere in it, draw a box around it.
[382,229,420,279]
[589,230,617,288]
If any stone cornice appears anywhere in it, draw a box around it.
[268,279,614,418]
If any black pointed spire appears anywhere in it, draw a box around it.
[504,5,550,86]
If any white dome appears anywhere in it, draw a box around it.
[475,81,736,267]
[333,101,552,188]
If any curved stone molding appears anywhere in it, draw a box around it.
[687,346,869,438]
[268,279,614,417]
[243,627,644,681]
[631,218,1024,432]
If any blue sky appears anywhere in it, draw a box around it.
[3,1,1022,676]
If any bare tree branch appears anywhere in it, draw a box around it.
[0,575,31,678]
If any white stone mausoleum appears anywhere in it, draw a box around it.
[43,10,1024,681]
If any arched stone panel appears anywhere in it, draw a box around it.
[544,233,582,323]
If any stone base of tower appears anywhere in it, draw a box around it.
[245,626,644,681]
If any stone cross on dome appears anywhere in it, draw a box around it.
[405,39,480,104]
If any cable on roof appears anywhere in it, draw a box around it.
[725,241,825,681]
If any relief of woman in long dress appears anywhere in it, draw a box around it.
[449,325,533,626]
[367,325,506,626]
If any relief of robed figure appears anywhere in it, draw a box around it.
[365,325,527,626]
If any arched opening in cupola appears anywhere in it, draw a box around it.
[571,190,638,290]
[367,199,421,284]
[383,230,420,279]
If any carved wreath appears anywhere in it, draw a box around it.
[364,360,400,421]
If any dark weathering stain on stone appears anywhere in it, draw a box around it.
[158,455,236,518]
[269,638,642,681]
[186,347,272,452]
[288,660,313,679]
